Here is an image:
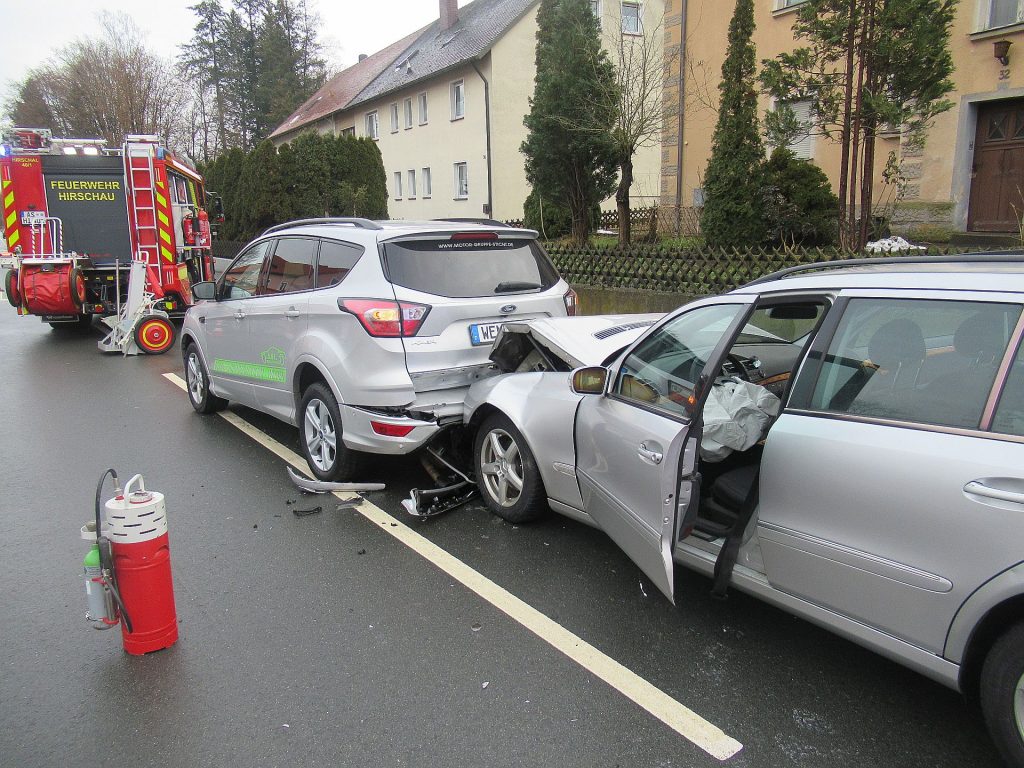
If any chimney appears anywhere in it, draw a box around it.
[358,53,368,62]
[440,0,458,31]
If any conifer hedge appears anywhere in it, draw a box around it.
[201,133,388,242]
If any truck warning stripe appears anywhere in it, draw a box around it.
[153,178,174,263]
[2,179,18,247]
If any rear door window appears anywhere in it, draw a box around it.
[993,339,1024,436]
[382,237,558,298]
[260,237,317,295]
[807,298,1021,429]
[316,239,363,288]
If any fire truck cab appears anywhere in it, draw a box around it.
[1,128,216,350]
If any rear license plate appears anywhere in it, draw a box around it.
[469,322,504,346]
[20,210,46,225]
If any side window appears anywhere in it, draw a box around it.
[993,339,1024,436]
[315,240,363,288]
[260,237,317,295]
[615,304,747,418]
[220,241,269,299]
[808,298,1021,429]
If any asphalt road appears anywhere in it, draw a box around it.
[0,307,1006,768]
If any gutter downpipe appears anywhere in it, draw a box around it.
[472,59,495,217]
[675,0,688,236]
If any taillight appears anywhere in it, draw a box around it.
[563,287,579,316]
[338,299,430,337]
[370,421,416,437]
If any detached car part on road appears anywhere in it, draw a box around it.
[179,217,573,482]
[463,254,1024,767]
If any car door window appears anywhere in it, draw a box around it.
[615,304,748,418]
[220,241,269,300]
[316,239,364,288]
[260,237,317,295]
[993,338,1024,436]
[808,298,1021,429]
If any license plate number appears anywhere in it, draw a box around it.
[469,322,503,346]
[20,210,46,225]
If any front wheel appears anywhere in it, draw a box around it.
[474,412,547,523]
[981,622,1024,767]
[298,383,362,482]
[185,345,227,414]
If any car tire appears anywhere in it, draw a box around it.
[5,270,20,307]
[184,344,228,414]
[474,412,547,523]
[299,382,362,482]
[980,621,1024,767]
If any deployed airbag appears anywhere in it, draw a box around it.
[701,380,780,462]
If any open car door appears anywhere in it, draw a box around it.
[575,297,756,602]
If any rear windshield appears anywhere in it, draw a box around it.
[383,237,560,298]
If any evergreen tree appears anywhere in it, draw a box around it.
[760,0,956,248]
[522,0,618,243]
[179,0,229,154]
[700,0,766,248]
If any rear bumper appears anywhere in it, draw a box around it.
[339,405,441,454]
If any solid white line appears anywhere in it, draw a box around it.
[163,372,743,760]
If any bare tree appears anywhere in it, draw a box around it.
[5,14,189,150]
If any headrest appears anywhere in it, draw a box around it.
[868,318,926,369]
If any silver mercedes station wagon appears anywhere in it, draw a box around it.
[463,254,1024,766]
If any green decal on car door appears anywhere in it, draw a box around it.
[212,358,287,383]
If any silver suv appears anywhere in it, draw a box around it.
[462,254,1024,765]
[180,218,574,479]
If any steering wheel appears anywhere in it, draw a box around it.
[724,353,751,382]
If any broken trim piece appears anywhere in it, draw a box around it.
[286,466,385,494]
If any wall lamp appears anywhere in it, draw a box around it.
[994,39,1012,66]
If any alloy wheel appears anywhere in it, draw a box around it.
[186,352,204,403]
[479,428,524,508]
[304,398,337,472]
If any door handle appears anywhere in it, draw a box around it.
[638,442,663,465]
[964,481,1024,505]
[234,311,246,320]
[284,308,302,319]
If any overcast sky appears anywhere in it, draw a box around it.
[0,0,465,113]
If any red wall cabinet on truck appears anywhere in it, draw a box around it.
[1,129,216,329]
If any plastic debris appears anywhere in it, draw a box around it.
[357,549,366,555]
[481,681,489,689]
[287,466,385,494]
[471,622,482,632]
[293,505,323,518]
[639,580,648,598]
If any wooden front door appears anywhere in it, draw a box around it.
[968,99,1024,232]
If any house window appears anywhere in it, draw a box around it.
[418,92,428,124]
[390,103,399,133]
[365,111,379,139]
[590,0,601,20]
[454,162,468,199]
[422,167,432,198]
[404,98,413,129]
[778,99,815,160]
[621,2,641,34]
[451,80,465,120]
[393,171,403,199]
[775,0,807,8]
[988,0,1024,29]
[341,126,355,137]
[408,169,417,199]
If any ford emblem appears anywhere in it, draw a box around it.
[500,304,517,314]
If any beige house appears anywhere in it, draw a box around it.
[272,0,662,223]
[661,0,1024,239]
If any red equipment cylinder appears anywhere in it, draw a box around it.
[105,475,178,655]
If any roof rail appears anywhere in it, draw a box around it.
[433,217,513,228]
[262,217,383,235]
[743,251,1024,288]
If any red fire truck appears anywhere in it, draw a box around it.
[0,129,218,352]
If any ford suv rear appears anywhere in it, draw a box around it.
[179,218,574,480]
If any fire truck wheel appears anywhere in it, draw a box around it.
[4,270,20,307]
[67,267,87,306]
[184,345,227,414]
[135,317,176,354]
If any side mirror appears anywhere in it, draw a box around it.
[571,366,608,395]
[192,281,217,302]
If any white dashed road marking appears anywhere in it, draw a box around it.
[164,371,743,761]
